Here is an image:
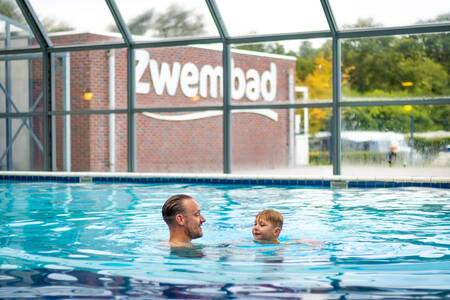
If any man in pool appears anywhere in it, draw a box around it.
[162,194,206,246]
[252,209,283,244]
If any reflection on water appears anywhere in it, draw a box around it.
[170,244,205,258]
[0,268,447,299]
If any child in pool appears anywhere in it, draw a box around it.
[252,209,325,246]
[252,209,283,244]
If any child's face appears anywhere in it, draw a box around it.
[252,217,280,243]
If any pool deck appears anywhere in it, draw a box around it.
[0,168,449,188]
[235,165,450,178]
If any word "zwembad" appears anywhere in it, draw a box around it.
[135,49,277,101]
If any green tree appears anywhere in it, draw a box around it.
[296,41,318,81]
[0,0,24,23]
[413,13,450,75]
[235,42,294,56]
[41,17,74,32]
[109,4,206,37]
[152,4,205,38]
[125,9,154,35]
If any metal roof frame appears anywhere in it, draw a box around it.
[0,0,448,173]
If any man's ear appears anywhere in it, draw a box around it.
[175,214,184,226]
[274,227,281,237]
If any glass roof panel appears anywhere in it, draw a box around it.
[215,0,330,36]
[114,0,219,40]
[330,0,450,29]
[0,3,36,50]
[28,0,124,46]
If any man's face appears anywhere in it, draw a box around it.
[182,198,205,240]
[252,217,279,243]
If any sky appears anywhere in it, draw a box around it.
[24,0,450,51]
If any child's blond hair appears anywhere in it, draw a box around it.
[256,209,283,229]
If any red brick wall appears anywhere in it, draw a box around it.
[42,33,295,172]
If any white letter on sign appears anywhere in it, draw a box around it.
[180,63,199,98]
[199,65,223,98]
[245,69,260,101]
[149,60,181,96]
[232,61,245,100]
[136,50,150,94]
[261,63,277,101]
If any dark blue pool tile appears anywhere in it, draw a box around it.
[442,183,449,189]
[348,181,358,188]
[375,181,385,188]
[421,182,432,188]
[322,180,331,187]
[395,182,404,187]
[430,182,441,188]
[384,181,395,188]
[271,179,280,185]
[295,180,305,186]
[365,181,375,188]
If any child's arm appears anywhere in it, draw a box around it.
[289,238,326,246]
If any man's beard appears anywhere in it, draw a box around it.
[184,224,202,240]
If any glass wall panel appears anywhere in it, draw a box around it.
[57,49,128,112]
[232,108,333,176]
[231,40,333,106]
[28,0,123,46]
[136,111,222,173]
[55,114,127,172]
[0,116,44,171]
[0,4,36,50]
[341,33,450,102]
[330,0,450,29]
[0,57,42,113]
[216,0,330,36]
[341,104,450,177]
[115,0,219,40]
[135,45,223,109]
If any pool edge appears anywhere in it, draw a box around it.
[0,171,448,189]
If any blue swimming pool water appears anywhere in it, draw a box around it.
[0,182,449,299]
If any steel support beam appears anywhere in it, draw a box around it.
[206,0,232,173]
[222,43,232,174]
[105,0,133,45]
[5,22,12,169]
[62,53,71,171]
[321,0,342,175]
[127,48,136,172]
[16,0,53,171]
[332,38,342,175]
